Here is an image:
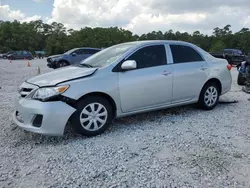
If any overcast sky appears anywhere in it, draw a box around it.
[0,0,250,35]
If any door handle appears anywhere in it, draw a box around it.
[162,70,171,76]
[200,67,208,71]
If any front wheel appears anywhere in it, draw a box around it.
[70,96,113,136]
[57,61,69,68]
[198,82,219,110]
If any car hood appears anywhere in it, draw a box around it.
[26,66,97,87]
[48,54,63,59]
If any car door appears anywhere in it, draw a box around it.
[14,51,22,59]
[23,51,28,59]
[79,49,90,61]
[169,44,209,103]
[84,49,100,59]
[118,44,173,113]
[70,49,82,64]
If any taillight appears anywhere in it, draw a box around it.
[227,64,232,71]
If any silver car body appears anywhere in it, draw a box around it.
[13,40,232,136]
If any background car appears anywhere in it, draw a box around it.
[47,47,101,69]
[7,51,33,60]
[210,48,247,66]
[1,51,15,59]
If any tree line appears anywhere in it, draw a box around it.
[0,20,250,56]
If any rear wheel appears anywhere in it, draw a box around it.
[198,82,219,110]
[70,96,113,136]
[237,72,245,86]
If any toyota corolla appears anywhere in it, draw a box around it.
[13,40,232,137]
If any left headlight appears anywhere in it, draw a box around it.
[32,85,69,101]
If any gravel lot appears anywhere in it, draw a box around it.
[0,59,250,188]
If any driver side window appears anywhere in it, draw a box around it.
[126,45,167,69]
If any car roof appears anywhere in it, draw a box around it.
[77,47,101,50]
[118,40,196,46]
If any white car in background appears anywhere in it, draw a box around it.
[13,40,232,137]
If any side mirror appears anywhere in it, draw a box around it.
[72,53,77,56]
[121,60,137,71]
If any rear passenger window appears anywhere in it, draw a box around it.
[170,45,204,63]
[126,45,167,69]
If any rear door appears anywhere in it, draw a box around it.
[169,44,209,103]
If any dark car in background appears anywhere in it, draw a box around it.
[210,48,247,66]
[47,47,101,69]
[1,51,15,59]
[7,51,33,60]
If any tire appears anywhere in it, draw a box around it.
[70,96,113,136]
[27,56,32,60]
[237,72,245,86]
[57,61,69,68]
[198,82,219,110]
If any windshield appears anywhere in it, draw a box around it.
[63,48,78,55]
[79,43,138,68]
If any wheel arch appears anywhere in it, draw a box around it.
[200,78,222,96]
[76,92,117,117]
[57,59,70,65]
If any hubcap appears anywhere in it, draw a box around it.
[204,86,218,106]
[80,103,108,131]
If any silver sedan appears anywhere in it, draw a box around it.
[13,40,232,136]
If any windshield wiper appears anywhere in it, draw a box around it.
[79,63,93,68]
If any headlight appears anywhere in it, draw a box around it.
[51,57,59,62]
[32,85,69,101]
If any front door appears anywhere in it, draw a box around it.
[118,44,173,113]
[169,44,209,103]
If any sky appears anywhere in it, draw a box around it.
[0,0,250,35]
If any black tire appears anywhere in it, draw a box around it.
[57,60,69,68]
[237,72,245,86]
[70,96,113,137]
[27,56,32,60]
[198,82,220,110]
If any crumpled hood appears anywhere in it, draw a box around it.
[48,54,63,59]
[26,66,97,87]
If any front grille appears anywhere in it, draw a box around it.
[20,88,33,98]
[18,82,38,98]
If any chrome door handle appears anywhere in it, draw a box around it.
[162,71,171,76]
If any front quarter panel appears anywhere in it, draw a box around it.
[60,67,120,112]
